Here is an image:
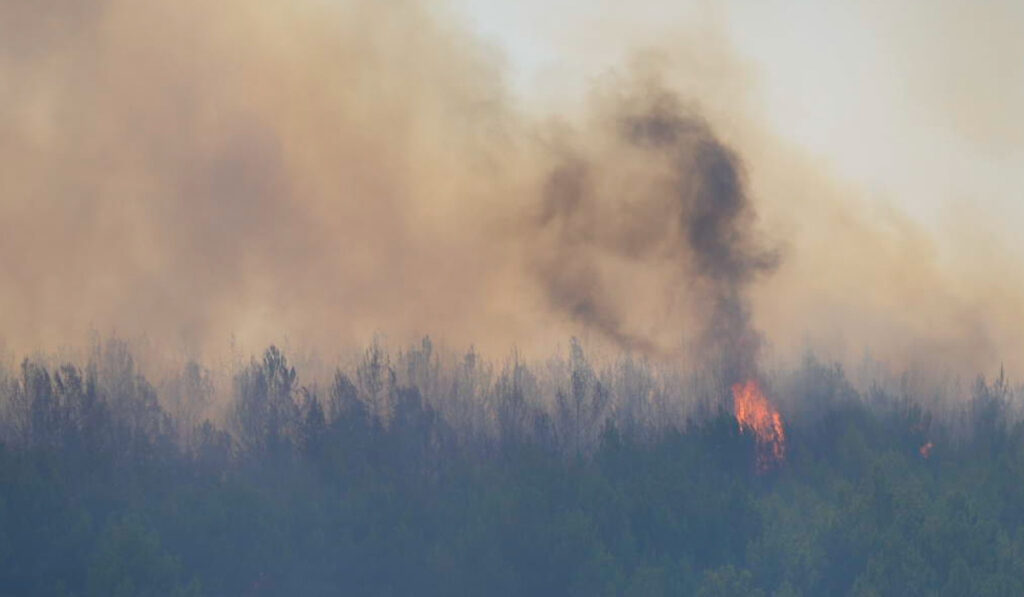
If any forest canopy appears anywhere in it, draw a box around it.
[1,337,1023,596]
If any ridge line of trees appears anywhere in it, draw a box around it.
[2,337,1023,595]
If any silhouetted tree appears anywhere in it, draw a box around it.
[556,338,610,455]
[356,338,396,423]
[233,346,299,457]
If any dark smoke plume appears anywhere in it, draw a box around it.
[532,86,778,381]
[4,0,1024,379]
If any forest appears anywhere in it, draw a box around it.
[4,0,1023,594]
[2,337,1023,596]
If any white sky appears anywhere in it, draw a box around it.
[445,0,1024,255]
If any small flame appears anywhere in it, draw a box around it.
[919,442,933,459]
[732,380,786,471]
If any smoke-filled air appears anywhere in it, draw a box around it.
[4,0,1023,375]
[3,1,1024,595]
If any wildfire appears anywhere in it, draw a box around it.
[732,380,786,471]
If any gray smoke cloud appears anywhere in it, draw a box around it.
[530,84,777,381]
[3,0,1024,381]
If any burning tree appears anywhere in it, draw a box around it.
[732,379,786,472]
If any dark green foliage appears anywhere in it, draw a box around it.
[2,343,1024,595]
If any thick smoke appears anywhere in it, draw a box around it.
[0,0,528,359]
[531,86,777,381]
[3,0,1024,379]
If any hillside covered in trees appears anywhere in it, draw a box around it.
[2,338,1024,596]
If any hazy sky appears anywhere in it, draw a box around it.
[448,0,1024,250]
[3,0,1023,376]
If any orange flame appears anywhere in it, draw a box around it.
[732,380,786,471]
[919,442,933,458]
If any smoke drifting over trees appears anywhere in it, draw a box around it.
[532,85,777,381]
[4,1,1024,594]
[3,0,1024,377]
[6,1,1024,593]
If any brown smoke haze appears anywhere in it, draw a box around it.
[2,0,1023,378]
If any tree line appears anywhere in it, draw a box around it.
[1,337,1023,595]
